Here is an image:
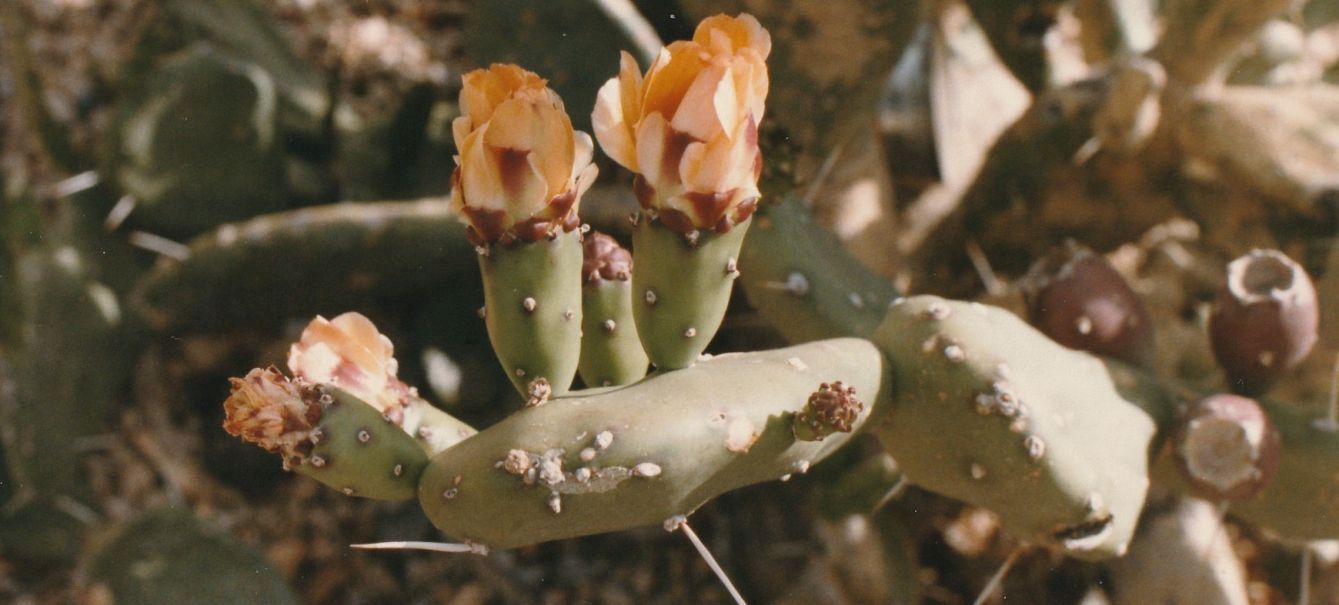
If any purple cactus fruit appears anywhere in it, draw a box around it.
[1173,394,1281,502]
[1020,241,1154,366]
[1209,249,1318,395]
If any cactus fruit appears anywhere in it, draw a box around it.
[1020,240,1154,367]
[591,15,772,368]
[578,232,648,386]
[1209,249,1318,395]
[286,312,477,455]
[223,369,429,501]
[401,399,478,456]
[630,215,751,369]
[450,64,597,397]
[739,194,900,344]
[871,296,1168,560]
[1225,397,1339,539]
[478,230,585,396]
[1172,394,1280,501]
[417,338,888,549]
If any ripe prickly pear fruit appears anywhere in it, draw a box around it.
[1209,249,1318,395]
[1172,393,1280,502]
[630,214,750,370]
[578,232,648,387]
[223,369,428,500]
[1020,241,1154,367]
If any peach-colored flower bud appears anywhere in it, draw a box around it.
[450,64,599,245]
[223,367,321,469]
[287,312,411,423]
[593,13,770,233]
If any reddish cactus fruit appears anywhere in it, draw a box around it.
[582,232,632,283]
[1173,394,1281,502]
[1020,241,1154,366]
[1209,249,1318,395]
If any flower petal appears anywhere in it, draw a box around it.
[593,77,637,170]
[573,131,595,181]
[671,60,731,140]
[635,111,671,191]
[642,42,710,124]
[679,114,756,194]
[694,13,772,59]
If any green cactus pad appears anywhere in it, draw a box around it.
[417,338,889,549]
[631,216,750,370]
[872,296,1167,560]
[579,279,649,387]
[480,229,584,397]
[294,388,429,501]
[132,201,475,333]
[739,194,898,344]
[401,397,478,456]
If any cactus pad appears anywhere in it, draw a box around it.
[417,338,888,548]
[872,296,1166,560]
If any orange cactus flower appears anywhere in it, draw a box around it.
[287,312,413,423]
[450,64,599,245]
[592,14,770,233]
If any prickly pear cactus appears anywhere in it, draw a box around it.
[872,296,1170,560]
[417,338,888,548]
[1216,399,1339,539]
[740,194,899,343]
[132,201,475,332]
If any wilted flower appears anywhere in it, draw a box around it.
[593,13,770,233]
[223,367,321,469]
[451,64,599,245]
[287,312,412,422]
[582,231,633,282]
